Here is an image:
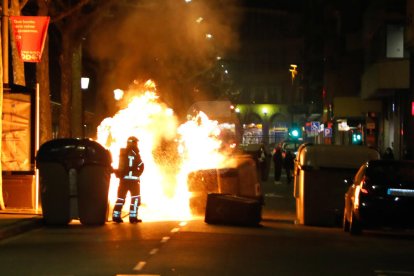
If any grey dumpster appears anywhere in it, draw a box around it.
[293,144,380,227]
[36,138,112,226]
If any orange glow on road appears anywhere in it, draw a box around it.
[96,80,235,222]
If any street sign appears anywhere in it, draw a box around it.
[324,128,332,138]
[311,121,320,132]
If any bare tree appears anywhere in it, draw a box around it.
[0,0,31,210]
[9,0,29,86]
[0,0,116,209]
[47,0,117,137]
[36,0,52,144]
[0,2,4,210]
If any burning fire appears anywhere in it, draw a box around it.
[96,80,235,221]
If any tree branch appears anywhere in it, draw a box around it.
[51,0,92,23]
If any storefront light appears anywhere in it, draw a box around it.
[338,121,350,131]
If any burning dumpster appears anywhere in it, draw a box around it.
[187,154,263,226]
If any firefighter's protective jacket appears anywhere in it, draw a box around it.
[117,147,144,180]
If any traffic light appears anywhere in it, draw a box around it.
[352,131,362,145]
[288,126,302,140]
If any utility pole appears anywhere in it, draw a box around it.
[0,0,6,209]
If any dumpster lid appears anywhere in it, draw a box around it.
[297,144,380,169]
[36,138,112,166]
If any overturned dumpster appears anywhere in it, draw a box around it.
[36,138,112,226]
[187,154,263,226]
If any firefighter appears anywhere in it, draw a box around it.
[112,136,145,223]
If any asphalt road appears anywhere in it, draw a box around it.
[0,174,413,275]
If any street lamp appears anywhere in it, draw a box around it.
[114,89,124,101]
[196,17,203,23]
[289,64,298,84]
[81,77,90,90]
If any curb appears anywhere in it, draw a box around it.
[0,217,44,241]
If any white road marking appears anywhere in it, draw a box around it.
[161,236,170,243]
[117,274,160,276]
[125,222,189,275]
[133,261,146,271]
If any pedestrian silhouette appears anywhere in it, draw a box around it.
[382,147,394,160]
[273,146,283,184]
[283,150,295,184]
[258,145,268,181]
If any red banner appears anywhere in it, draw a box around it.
[10,16,50,63]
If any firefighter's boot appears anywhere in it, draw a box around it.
[113,215,123,223]
[129,195,141,223]
[112,198,125,223]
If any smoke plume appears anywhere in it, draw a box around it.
[85,0,241,119]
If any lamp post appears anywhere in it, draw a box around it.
[262,107,269,145]
[80,77,90,137]
[289,64,298,84]
[289,64,298,128]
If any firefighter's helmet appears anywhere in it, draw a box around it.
[127,136,139,146]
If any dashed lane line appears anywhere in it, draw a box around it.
[127,221,187,275]
[133,261,146,271]
[117,274,159,276]
[161,236,170,243]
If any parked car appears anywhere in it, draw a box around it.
[343,159,414,235]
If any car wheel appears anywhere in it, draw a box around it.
[343,210,350,232]
[349,210,362,235]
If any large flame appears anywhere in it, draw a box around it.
[96,80,235,221]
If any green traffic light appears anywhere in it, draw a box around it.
[352,133,362,144]
[289,127,301,140]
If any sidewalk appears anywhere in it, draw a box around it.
[0,210,43,241]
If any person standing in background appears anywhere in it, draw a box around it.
[382,147,394,160]
[283,150,295,184]
[273,145,283,184]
